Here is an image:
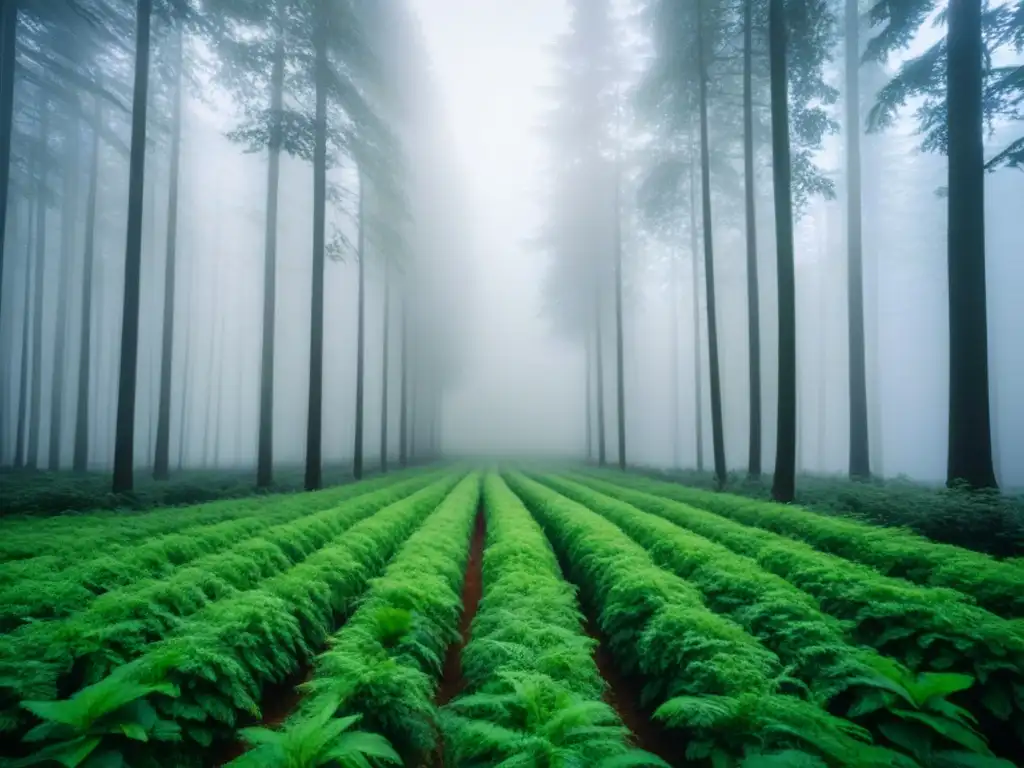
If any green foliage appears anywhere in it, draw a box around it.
[570,473,1024,750]
[226,699,400,768]
[505,473,901,767]
[441,474,665,768]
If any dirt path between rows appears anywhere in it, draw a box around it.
[585,617,687,766]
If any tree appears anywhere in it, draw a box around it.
[0,0,17,332]
[380,257,390,472]
[353,169,367,480]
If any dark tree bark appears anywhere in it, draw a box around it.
[769,0,797,502]
[353,171,367,480]
[0,0,17,332]
[845,0,870,480]
[257,2,286,489]
[380,258,390,472]
[153,27,185,481]
[612,158,626,470]
[398,289,408,468]
[945,0,996,489]
[48,116,81,470]
[689,138,703,473]
[743,0,763,478]
[304,3,328,491]
[73,97,103,472]
[112,0,154,493]
[670,252,680,467]
[27,95,48,470]
[594,276,607,466]
[14,198,33,468]
[696,7,727,488]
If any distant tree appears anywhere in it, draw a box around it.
[353,169,367,480]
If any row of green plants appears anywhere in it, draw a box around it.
[584,469,1024,619]
[441,474,668,767]
[227,472,483,767]
[0,471,443,736]
[0,467,424,577]
[543,474,1016,767]
[572,473,1024,755]
[5,474,465,766]
[504,472,901,768]
[0,470,442,632]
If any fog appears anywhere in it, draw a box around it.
[0,0,1021,489]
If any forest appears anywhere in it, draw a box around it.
[0,0,1022,766]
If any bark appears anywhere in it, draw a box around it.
[612,158,626,470]
[670,253,680,467]
[353,171,367,480]
[380,258,390,472]
[696,7,728,488]
[689,137,703,473]
[0,0,17,330]
[257,1,286,488]
[399,289,408,467]
[304,3,328,491]
[585,331,593,460]
[769,0,797,502]
[845,0,870,479]
[14,197,33,468]
[27,94,48,469]
[153,28,184,481]
[742,0,763,477]
[73,98,102,472]
[112,0,154,492]
[945,0,996,489]
[594,276,607,466]
[48,116,81,470]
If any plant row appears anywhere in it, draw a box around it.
[0,472,444,736]
[441,474,667,767]
[584,468,1024,619]
[6,474,464,761]
[505,472,901,768]
[0,469,444,634]
[544,474,1017,766]
[572,473,1024,753]
[227,472,484,767]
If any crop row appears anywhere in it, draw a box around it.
[571,472,1024,752]
[504,472,900,767]
[441,474,667,767]
[6,474,464,760]
[0,470,445,736]
[233,472,484,766]
[583,468,1024,618]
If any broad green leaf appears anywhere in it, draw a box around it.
[894,711,992,755]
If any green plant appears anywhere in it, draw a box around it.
[225,698,401,768]
[12,673,181,767]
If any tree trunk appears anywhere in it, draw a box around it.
[844,0,870,480]
[112,0,154,492]
[48,116,81,470]
[0,0,17,332]
[696,8,727,488]
[304,2,328,491]
[380,258,390,472]
[353,170,367,480]
[399,289,408,467]
[212,310,225,467]
[153,27,184,481]
[743,0,763,478]
[945,0,995,489]
[689,135,703,473]
[613,158,626,470]
[769,0,797,502]
[73,98,102,472]
[670,253,680,467]
[594,276,607,466]
[27,94,48,470]
[585,331,593,460]
[257,2,285,489]
[176,254,193,471]
[14,197,33,468]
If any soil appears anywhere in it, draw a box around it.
[584,617,688,767]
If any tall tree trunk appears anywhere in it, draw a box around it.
[594,277,607,466]
[48,117,80,470]
[845,0,870,479]
[112,0,154,492]
[613,157,626,470]
[27,94,48,470]
[399,289,408,468]
[743,0,763,478]
[176,254,193,471]
[769,0,798,502]
[946,0,995,489]
[696,9,727,488]
[0,0,17,331]
[212,309,225,467]
[585,331,593,460]
[670,253,680,467]
[73,98,102,472]
[353,170,367,480]
[304,3,328,491]
[689,136,703,473]
[153,27,184,480]
[257,1,285,489]
[14,197,33,468]
[380,258,390,472]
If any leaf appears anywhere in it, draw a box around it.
[931,751,1019,768]
[597,750,672,768]
[907,673,976,705]
[740,751,828,768]
[118,722,148,742]
[328,731,402,764]
[894,711,993,755]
